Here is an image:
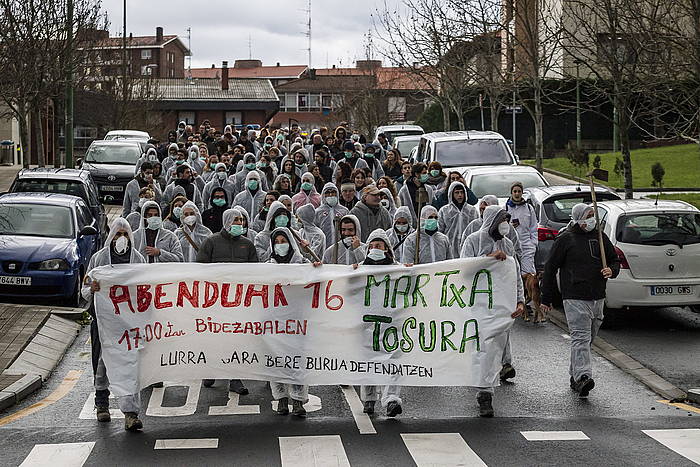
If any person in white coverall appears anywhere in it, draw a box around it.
[132,201,184,263]
[174,201,212,262]
[401,205,451,264]
[82,218,145,431]
[461,205,525,417]
[314,182,349,248]
[504,182,537,274]
[438,181,478,258]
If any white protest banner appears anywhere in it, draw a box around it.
[91,257,517,396]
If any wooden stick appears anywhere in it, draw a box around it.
[588,176,608,269]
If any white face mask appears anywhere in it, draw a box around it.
[395,223,409,233]
[216,171,227,180]
[581,217,597,232]
[367,248,386,261]
[113,235,129,254]
[274,243,290,256]
[146,216,162,230]
[498,222,510,236]
[183,215,197,226]
[325,196,338,207]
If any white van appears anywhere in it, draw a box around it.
[413,131,518,173]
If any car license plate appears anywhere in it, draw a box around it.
[101,185,123,192]
[0,276,32,286]
[650,285,693,296]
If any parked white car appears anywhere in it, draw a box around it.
[598,199,700,311]
[461,165,549,204]
[374,125,424,145]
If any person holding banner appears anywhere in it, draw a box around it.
[355,228,404,418]
[81,218,146,431]
[254,200,294,262]
[540,203,619,398]
[132,201,185,263]
[461,205,526,417]
[197,207,259,394]
[175,201,212,262]
[321,214,366,265]
[401,205,452,264]
[267,227,321,417]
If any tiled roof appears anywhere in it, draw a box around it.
[315,67,430,90]
[91,35,190,53]
[190,65,308,79]
[154,78,278,101]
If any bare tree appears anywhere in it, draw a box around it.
[0,0,104,167]
[373,0,475,130]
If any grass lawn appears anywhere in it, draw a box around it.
[523,144,700,189]
[644,193,700,209]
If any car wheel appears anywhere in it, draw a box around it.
[65,273,83,308]
[602,306,625,329]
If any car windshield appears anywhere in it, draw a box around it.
[385,130,422,144]
[616,212,700,246]
[85,144,140,164]
[543,193,620,223]
[395,139,420,157]
[13,179,88,203]
[470,173,547,198]
[435,139,512,167]
[105,134,147,141]
[0,203,74,238]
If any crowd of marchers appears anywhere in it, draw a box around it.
[82,121,620,432]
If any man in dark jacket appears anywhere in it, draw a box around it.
[201,187,229,233]
[541,203,620,398]
[350,184,392,242]
[197,207,258,394]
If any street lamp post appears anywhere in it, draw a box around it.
[575,60,581,150]
[64,0,74,168]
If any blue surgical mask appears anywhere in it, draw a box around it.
[245,163,256,170]
[344,151,353,158]
[229,224,243,236]
[301,182,313,191]
[419,174,429,183]
[275,215,289,227]
[423,218,438,231]
[173,207,182,219]
[325,196,338,207]
[247,179,259,190]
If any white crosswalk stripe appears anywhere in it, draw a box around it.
[521,431,590,441]
[279,435,350,467]
[643,429,700,465]
[154,438,219,450]
[340,385,377,435]
[401,433,488,467]
[19,442,95,467]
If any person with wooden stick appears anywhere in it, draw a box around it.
[541,203,620,398]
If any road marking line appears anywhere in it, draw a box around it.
[146,381,201,417]
[0,370,82,427]
[209,391,260,415]
[279,435,350,467]
[521,431,590,441]
[401,433,487,467]
[78,394,124,420]
[340,386,376,435]
[561,334,571,340]
[642,429,700,464]
[657,399,700,415]
[19,442,95,467]
[154,438,219,450]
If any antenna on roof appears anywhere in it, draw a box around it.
[248,34,252,60]
[186,27,192,80]
[301,0,312,67]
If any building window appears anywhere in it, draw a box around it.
[279,93,286,111]
[285,93,297,111]
[388,96,407,121]
[225,111,242,125]
[321,94,333,110]
[141,49,152,60]
[178,111,196,125]
[169,68,174,77]
[332,94,344,109]
[298,93,309,111]
[309,93,321,111]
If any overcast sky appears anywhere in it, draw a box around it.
[100,0,383,69]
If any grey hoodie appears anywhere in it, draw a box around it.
[401,205,451,264]
[314,182,349,246]
[438,181,478,258]
[132,200,185,263]
[233,170,266,220]
[322,214,366,265]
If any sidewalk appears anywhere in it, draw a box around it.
[0,164,21,192]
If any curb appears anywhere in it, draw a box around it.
[0,375,42,411]
[548,309,687,402]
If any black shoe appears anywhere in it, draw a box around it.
[124,412,143,431]
[386,401,402,417]
[202,379,215,388]
[574,375,595,398]
[96,406,111,422]
[292,399,307,418]
[276,397,290,415]
[499,364,516,381]
[363,401,375,415]
[477,392,494,417]
[229,379,249,395]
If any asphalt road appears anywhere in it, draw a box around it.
[599,306,700,391]
[2,318,699,466]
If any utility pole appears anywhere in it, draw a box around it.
[575,60,581,149]
[248,34,252,60]
[307,0,312,67]
[122,0,127,125]
[186,27,192,79]
[64,0,74,168]
[512,88,517,152]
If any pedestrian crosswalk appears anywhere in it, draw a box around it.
[15,428,700,466]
